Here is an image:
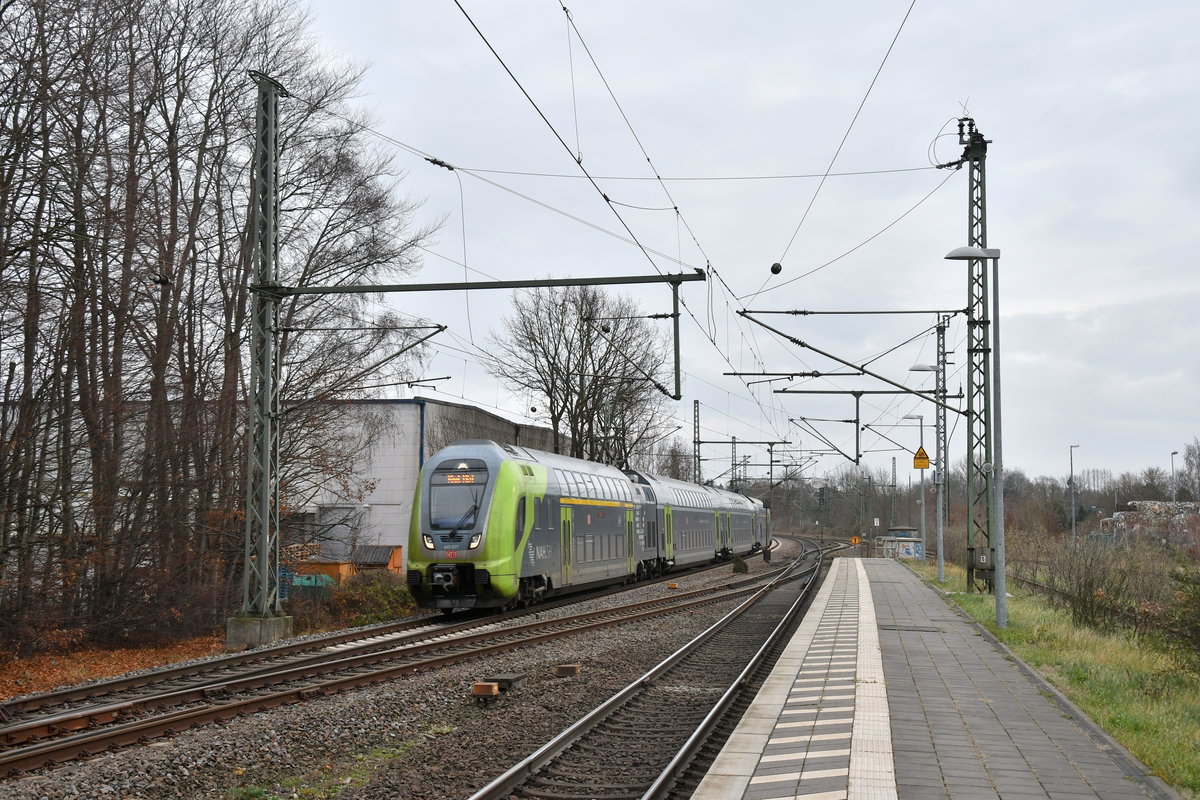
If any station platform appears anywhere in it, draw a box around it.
[693,557,1177,800]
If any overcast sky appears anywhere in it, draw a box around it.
[303,0,1199,486]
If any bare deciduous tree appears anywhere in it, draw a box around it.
[0,0,435,651]
[484,285,673,468]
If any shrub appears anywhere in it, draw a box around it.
[732,555,749,574]
[1040,540,1176,633]
[329,571,416,627]
[1165,566,1200,673]
[287,571,416,633]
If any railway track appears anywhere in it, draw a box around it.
[0,558,788,776]
[0,557,739,724]
[469,539,841,799]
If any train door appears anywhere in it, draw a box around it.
[664,506,674,563]
[560,506,573,586]
[625,508,635,577]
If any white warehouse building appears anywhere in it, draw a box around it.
[293,397,559,558]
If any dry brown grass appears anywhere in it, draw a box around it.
[0,634,224,701]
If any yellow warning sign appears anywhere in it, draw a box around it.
[913,446,930,470]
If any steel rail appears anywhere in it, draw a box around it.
[1,558,737,721]
[0,572,772,748]
[643,545,832,797]
[0,577,765,775]
[466,544,830,800]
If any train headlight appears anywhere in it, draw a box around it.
[422,534,435,550]
[468,532,483,549]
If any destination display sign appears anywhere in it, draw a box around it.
[432,470,487,486]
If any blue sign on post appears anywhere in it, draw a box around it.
[278,564,294,600]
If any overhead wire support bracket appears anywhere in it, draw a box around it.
[738,310,963,417]
[255,271,706,401]
[743,308,965,316]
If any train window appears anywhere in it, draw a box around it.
[429,460,488,529]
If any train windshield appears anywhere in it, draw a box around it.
[429,459,489,529]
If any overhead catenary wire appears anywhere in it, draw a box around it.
[774,0,920,264]
[452,165,940,181]
[452,0,668,279]
[553,0,785,414]
[283,13,957,475]
[289,87,953,449]
[743,166,958,301]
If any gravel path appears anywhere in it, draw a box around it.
[1,543,799,800]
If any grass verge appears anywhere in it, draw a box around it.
[915,562,1200,797]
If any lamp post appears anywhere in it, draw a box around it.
[902,414,927,562]
[1171,450,1179,502]
[946,245,1006,628]
[1070,444,1080,542]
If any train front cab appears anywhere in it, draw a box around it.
[408,446,540,611]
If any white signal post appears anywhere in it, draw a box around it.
[902,414,928,562]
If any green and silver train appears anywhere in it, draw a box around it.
[407,440,768,612]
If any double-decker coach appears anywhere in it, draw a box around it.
[407,440,767,612]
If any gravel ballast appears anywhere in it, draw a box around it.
[2,544,799,800]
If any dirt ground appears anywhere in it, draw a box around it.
[0,635,224,701]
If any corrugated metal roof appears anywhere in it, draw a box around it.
[352,545,396,566]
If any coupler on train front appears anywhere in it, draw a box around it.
[407,563,509,611]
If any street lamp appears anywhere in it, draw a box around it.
[911,358,947,583]
[1070,444,1080,542]
[946,245,1006,628]
[1171,450,1179,502]
[901,414,927,564]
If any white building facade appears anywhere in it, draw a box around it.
[298,398,559,552]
